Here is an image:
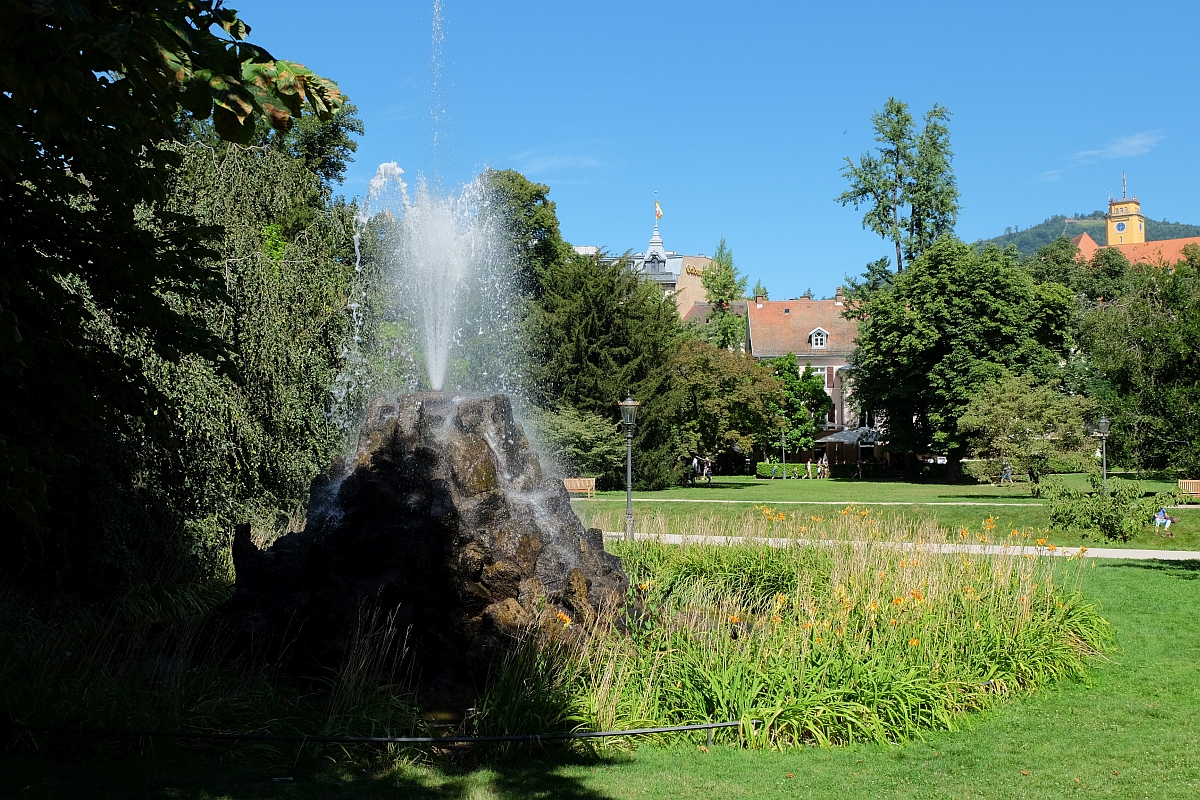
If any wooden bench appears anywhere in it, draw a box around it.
[1180,480,1200,496]
[564,477,596,499]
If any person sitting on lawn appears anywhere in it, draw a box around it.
[1154,507,1176,532]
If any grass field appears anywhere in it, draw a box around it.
[4,558,1198,799]
[575,474,1199,552]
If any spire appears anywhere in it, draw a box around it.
[647,222,665,259]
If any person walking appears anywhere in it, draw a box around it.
[703,457,713,485]
[805,458,813,479]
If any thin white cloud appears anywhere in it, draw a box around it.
[1072,130,1164,164]
[510,151,602,175]
[1037,168,1065,183]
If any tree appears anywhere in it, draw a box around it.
[700,237,748,350]
[764,354,832,453]
[529,407,624,482]
[1,0,345,592]
[837,98,959,272]
[751,280,768,300]
[846,238,1074,479]
[1076,251,1200,476]
[481,169,572,299]
[959,373,1092,495]
[668,340,783,462]
[1023,236,1082,287]
[524,251,686,489]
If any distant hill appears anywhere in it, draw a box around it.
[975,211,1200,257]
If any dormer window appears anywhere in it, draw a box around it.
[783,308,790,315]
[810,328,828,349]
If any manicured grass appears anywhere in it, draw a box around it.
[576,474,1200,552]
[5,559,1198,799]
[593,473,1182,504]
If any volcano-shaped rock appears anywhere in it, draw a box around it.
[223,393,627,703]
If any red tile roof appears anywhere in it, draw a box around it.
[746,298,858,358]
[1072,231,1200,266]
[1112,237,1200,266]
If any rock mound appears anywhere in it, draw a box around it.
[223,393,627,705]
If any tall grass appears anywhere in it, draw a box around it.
[478,507,1109,750]
[3,506,1108,759]
[0,587,423,763]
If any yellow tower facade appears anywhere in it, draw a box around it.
[1106,196,1145,245]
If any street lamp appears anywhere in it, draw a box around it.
[1096,416,1111,489]
[618,395,640,541]
[780,423,787,479]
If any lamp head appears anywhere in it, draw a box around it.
[1097,417,1111,436]
[618,395,640,427]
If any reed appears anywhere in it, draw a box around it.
[479,506,1109,750]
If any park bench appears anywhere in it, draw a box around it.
[1180,479,1200,497]
[564,477,596,499]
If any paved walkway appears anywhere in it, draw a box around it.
[601,531,1200,561]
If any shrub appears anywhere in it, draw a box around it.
[481,509,1109,749]
[1045,474,1179,542]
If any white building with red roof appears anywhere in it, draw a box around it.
[745,289,858,429]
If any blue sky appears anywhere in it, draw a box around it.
[236,0,1200,299]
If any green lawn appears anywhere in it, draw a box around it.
[4,559,1198,799]
[574,474,1199,552]
[593,473,1182,504]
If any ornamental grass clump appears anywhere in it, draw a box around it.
[478,508,1109,749]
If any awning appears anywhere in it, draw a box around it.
[815,427,882,446]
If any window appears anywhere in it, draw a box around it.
[825,366,834,388]
[810,328,828,348]
[784,308,790,315]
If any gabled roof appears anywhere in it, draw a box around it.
[1072,231,1200,266]
[682,300,747,325]
[1112,237,1200,266]
[1071,232,1101,260]
[746,297,857,358]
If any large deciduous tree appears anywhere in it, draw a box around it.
[846,238,1074,478]
[1,0,345,593]
[958,373,1092,495]
[1077,251,1200,476]
[764,353,832,453]
[668,339,782,462]
[837,98,959,272]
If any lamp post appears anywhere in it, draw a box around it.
[780,424,787,479]
[618,395,640,541]
[1097,416,1111,489]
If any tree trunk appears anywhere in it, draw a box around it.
[945,455,962,483]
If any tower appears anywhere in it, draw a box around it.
[1106,173,1145,246]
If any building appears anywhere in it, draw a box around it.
[574,223,713,317]
[629,223,712,317]
[1071,187,1200,265]
[745,289,858,429]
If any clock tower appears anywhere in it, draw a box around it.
[1106,174,1145,246]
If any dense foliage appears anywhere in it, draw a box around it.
[846,238,1074,477]
[698,237,748,350]
[0,0,346,595]
[837,98,959,272]
[524,251,687,489]
[959,373,1092,494]
[1075,249,1200,475]
[763,354,832,453]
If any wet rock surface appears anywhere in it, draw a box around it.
[221,393,627,706]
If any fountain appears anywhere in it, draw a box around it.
[222,166,627,705]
